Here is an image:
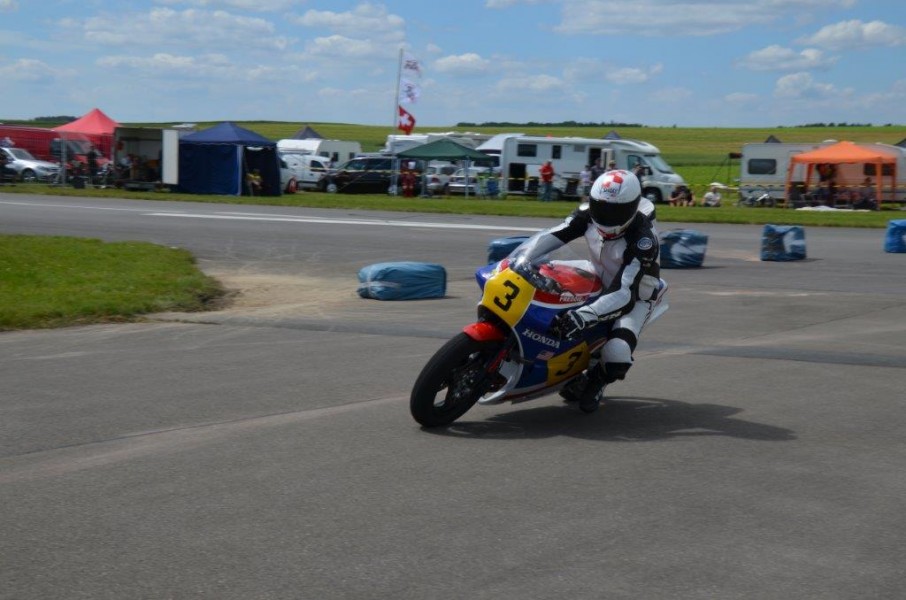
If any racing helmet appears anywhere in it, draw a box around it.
[588,169,641,239]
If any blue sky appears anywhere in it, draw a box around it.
[1,0,904,127]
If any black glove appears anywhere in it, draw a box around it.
[552,307,597,339]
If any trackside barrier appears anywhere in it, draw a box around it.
[357,262,446,300]
[659,229,708,268]
[884,220,906,253]
[487,236,530,264]
[761,225,806,261]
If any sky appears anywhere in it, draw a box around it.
[1,0,905,128]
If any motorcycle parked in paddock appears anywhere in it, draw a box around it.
[409,233,669,427]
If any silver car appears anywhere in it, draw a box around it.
[1,146,60,182]
[447,166,494,196]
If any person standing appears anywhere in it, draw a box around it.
[539,160,555,202]
[579,164,592,201]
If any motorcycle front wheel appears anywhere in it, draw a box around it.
[410,333,504,427]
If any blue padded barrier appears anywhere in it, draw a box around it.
[659,229,708,268]
[884,220,906,253]
[487,235,530,264]
[357,262,446,300]
[761,225,806,261]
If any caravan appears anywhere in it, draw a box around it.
[477,134,684,202]
[739,141,906,204]
[382,132,492,155]
[276,138,362,164]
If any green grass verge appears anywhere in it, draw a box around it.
[2,182,902,228]
[0,235,224,331]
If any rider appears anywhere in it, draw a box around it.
[524,169,662,413]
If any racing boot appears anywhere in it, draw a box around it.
[559,373,588,404]
[578,368,605,413]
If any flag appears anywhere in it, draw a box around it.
[399,78,420,104]
[402,52,422,78]
[397,105,415,135]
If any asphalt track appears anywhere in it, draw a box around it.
[2,195,906,599]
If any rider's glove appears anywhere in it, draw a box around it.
[553,307,598,339]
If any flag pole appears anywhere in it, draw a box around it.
[393,47,403,129]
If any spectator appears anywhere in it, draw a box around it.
[246,169,263,196]
[579,164,592,200]
[854,177,878,210]
[590,158,605,182]
[86,145,99,183]
[669,184,694,206]
[607,159,617,170]
[702,185,722,207]
[539,160,555,202]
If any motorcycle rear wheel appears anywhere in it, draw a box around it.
[410,333,503,427]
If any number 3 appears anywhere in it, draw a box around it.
[493,280,520,311]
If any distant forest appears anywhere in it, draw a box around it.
[456,121,644,128]
[2,116,896,128]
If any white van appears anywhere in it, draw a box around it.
[280,152,332,190]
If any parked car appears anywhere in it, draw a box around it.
[424,161,457,195]
[0,146,61,182]
[447,166,494,196]
[316,156,422,195]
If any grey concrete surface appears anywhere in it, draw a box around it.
[2,195,906,599]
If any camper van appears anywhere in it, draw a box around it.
[477,134,684,202]
[739,141,906,204]
[276,139,362,164]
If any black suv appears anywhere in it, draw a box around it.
[317,156,421,194]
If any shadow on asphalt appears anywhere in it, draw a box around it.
[426,397,796,442]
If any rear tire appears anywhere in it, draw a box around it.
[410,333,503,427]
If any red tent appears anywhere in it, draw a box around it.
[52,108,118,160]
[785,141,897,206]
[53,108,118,135]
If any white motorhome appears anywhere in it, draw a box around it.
[276,138,362,164]
[477,134,684,202]
[739,141,906,203]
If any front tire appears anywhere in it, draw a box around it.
[410,333,503,427]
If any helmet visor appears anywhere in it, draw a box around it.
[590,197,640,228]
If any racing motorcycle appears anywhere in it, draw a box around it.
[409,232,669,427]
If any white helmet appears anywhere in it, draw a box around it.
[588,169,641,239]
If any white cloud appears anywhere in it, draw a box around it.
[432,53,492,76]
[555,0,860,37]
[773,72,839,99]
[157,0,301,10]
[0,58,72,82]
[799,19,906,49]
[0,0,19,12]
[737,45,836,71]
[65,8,290,51]
[494,73,563,93]
[294,3,405,41]
[724,92,759,104]
[606,63,662,85]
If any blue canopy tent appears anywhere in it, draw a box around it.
[178,122,281,196]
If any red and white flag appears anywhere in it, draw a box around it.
[397,105,416,134]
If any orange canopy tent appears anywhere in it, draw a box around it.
[786,140,897,206]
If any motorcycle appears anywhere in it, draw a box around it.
[409,232,669,427]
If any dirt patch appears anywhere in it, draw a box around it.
[207,271,362,318]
